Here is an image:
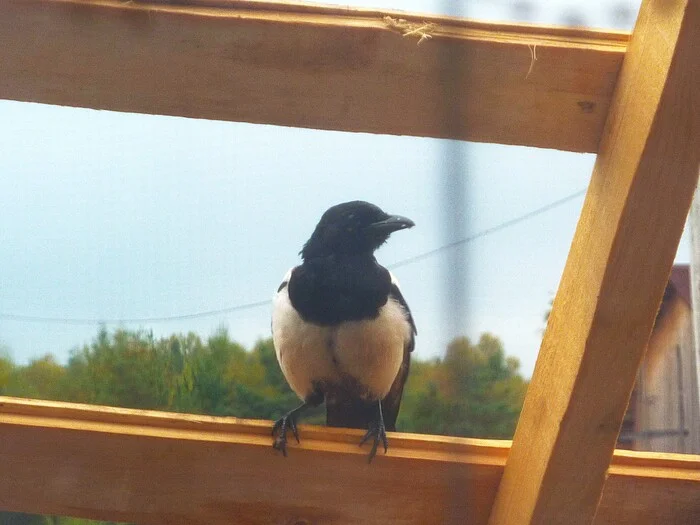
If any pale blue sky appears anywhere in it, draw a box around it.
[2,0,679,377]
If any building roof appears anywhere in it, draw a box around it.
[669,264,691,307]
[655,264,691,327]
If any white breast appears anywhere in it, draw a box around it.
[271,270,411,402]
[272,281,338,400]
[331,297,409,398]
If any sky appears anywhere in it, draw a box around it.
[1,0,684,378]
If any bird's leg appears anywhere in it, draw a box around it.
[272,391,323,457]
[359,400,389,463]
[272,402,307,457]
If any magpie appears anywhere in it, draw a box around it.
[271,200,416,462]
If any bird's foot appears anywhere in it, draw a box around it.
[272,411,300,457]
[359,414,389,463]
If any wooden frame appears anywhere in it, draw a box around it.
[0,397,698,524]
[490,0,700,523]
[1,0,699,524]
[0,0,627,152]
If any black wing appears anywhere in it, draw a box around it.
[389,282,416,349]
[381,282,416,431]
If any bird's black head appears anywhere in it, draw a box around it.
[301,201,414,260]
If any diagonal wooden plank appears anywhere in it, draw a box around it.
[488,0,700,524]
[0,397,698,524]
[0,0,626,152]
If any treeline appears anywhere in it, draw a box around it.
[0,328,527,524]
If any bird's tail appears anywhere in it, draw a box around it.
[326,396,397,431]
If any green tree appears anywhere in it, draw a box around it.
[160,333,198,413]
[60,327,169,409]
[185,327,246,415]
[399,334,527,439]
[0,353,13,394]
[4,355,66,400]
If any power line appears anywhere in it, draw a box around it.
[0,189,586,326]
[387,189,586,270]
[0,300,272,326]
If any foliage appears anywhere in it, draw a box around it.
[397,334,527,438]
[0,328,527,524]
[0,353,13,394]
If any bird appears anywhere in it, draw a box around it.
[271,200,416,462]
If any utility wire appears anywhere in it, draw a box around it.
[0,189,586,325]
[0,300,272,325]
[387,189,586,270]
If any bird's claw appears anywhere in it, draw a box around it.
[272,413,300,457]
[359,418,389,463]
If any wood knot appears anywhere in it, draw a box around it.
[577,101,596,113]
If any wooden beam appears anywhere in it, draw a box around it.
[488,0,700,524]
[0,0,626,152]
[0,397,698,524]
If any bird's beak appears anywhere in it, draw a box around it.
[368,214,415,234]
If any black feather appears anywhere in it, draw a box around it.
[288,257,391,326]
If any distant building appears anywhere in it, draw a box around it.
[618,265,700,453]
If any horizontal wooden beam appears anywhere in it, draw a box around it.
[488,0,700,523]
[0,0,627,152]
[0,397,698,524]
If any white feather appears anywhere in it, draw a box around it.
[271,269,411,401]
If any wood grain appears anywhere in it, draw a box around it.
[488,0,700,523]
[0,397,699,524]
[0,0,627,152]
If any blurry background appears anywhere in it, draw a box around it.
[2,0,684,428]
[4,0,698,523]
[0,0,652,377]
